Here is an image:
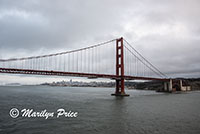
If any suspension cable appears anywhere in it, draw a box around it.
[124,39,167,78]
[0,38,117,62]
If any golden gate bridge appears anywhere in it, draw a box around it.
[0,37,173,96]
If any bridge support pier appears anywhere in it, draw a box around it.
[111,37,129,97]
[111,79,129,96]
[163,79,173,92]
[180,80,183,91]
[168,79,173,92]
[164,82,168,91]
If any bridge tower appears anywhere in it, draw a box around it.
[111,37,129,96]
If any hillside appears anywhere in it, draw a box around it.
[126,78,200,91]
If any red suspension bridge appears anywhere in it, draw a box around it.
[0,37,172,96]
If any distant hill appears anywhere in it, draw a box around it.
[125,78,200,91]
[5,83,21,86]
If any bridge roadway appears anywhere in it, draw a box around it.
[0,68,169,82]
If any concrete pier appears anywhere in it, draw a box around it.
[169,79,173,92]
[164,82,168,91]
[163,79,191,92]
[111,92,130,97]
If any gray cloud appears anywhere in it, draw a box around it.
[0,0,200,81]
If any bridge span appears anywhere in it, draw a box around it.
[0,37,180,96]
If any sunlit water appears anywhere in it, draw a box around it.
[0,86,200,134]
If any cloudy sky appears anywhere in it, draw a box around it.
[0,0,200,84]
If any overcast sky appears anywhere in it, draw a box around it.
[0,0,200,84]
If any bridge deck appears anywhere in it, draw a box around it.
[0,68,169,82]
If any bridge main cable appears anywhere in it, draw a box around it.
[0,38,117,62]
[123,39,167,78]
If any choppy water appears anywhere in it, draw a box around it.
[0,85,200,134]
